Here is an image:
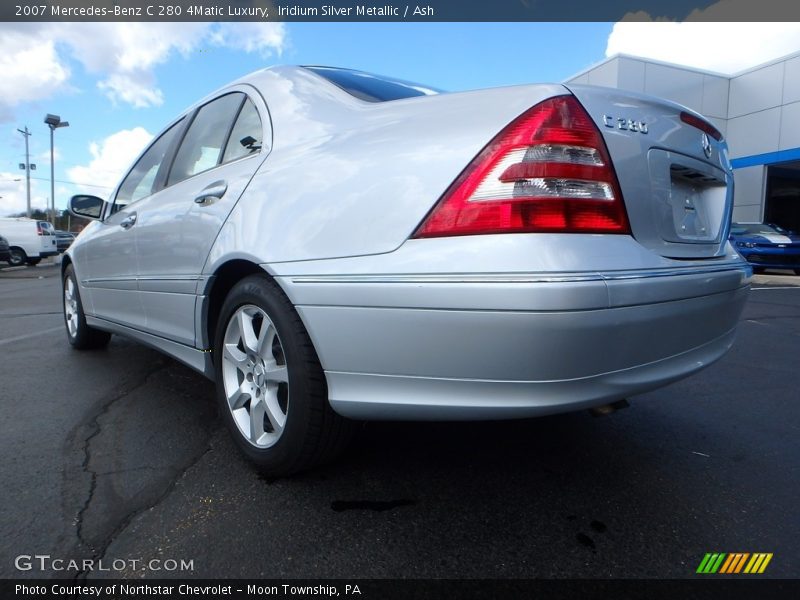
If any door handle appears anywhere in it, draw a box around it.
[194,181,228,205]
[119,212,137,229]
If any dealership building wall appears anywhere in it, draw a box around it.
[567,53,800,231]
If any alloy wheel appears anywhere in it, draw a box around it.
[221,305,289,448]
[64,276,79,338]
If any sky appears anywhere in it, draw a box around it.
[3,17,800,217]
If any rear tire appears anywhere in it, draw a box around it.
[214,274,355,476]
[794,269,800,276]
[63,264,112,350]
[8,247,26,267]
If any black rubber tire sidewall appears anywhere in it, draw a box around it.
[63,265,111,349]
[213,275,327,475]
[9,248,26,267]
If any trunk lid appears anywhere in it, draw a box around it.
[565,84,733,259]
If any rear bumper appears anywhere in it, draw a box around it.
[277,258,751,420]
[322,326,739,420]
[38,251,58,258]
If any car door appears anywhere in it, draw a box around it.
[134,87,271,346]
[75,120,185,328]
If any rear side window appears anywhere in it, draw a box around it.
[168,93,244,185]
[222,99,263,163]
[115,120,183,210]
[304,66,443,102]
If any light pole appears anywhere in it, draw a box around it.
[44,114,69,226]
[17,126,34,218]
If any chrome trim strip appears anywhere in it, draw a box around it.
[82,277,137,284]
[81,277,137,291]
[292,274,601,284]
[84,275,201,283]
[290,262,751,285]
[84,275,202,294]
[137,275,201,282]
[600,264,752,281]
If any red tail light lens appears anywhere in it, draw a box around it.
[680,111,722,141]
[413,95,630,238]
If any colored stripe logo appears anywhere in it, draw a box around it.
[697,553,773,574]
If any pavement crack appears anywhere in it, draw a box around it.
[76,441,215,581]
[68,360,218,583]
[93,466,166,476]
[73,364,168,559]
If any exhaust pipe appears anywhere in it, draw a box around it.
[589,399,630,417]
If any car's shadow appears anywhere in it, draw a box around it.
[81,336,798,579]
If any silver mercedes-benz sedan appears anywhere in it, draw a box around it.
[63,66,751,474]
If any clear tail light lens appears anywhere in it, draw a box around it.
[413,95,630,238]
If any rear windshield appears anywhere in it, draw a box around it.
[304,66,443,102]
[731,223,788,235]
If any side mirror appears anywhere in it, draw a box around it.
[69,194,105,220]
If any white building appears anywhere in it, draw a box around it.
[567,53,800,231]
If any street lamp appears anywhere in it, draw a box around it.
[17,126,34,218]
[44,113,69,225]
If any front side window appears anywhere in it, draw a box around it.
[168,93,245,186]
[115,120,183,210]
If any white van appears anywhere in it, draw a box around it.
[0,217,59,266]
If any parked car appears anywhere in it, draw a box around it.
[55,229,76,253]
[0,217,58,266]
[63,66,751,475]
[730,222,800,274]
[0,235,10,263]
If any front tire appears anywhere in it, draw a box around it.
[214,274,354,476]
[63,265,112,349]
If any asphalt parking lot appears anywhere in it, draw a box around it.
[1,261,798,580]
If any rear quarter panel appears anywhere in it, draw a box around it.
[204,69,567,269]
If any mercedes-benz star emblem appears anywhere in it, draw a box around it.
[701,133,712,158]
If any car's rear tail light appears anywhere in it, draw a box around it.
[413,95,630,238]
[680,111,722,141]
